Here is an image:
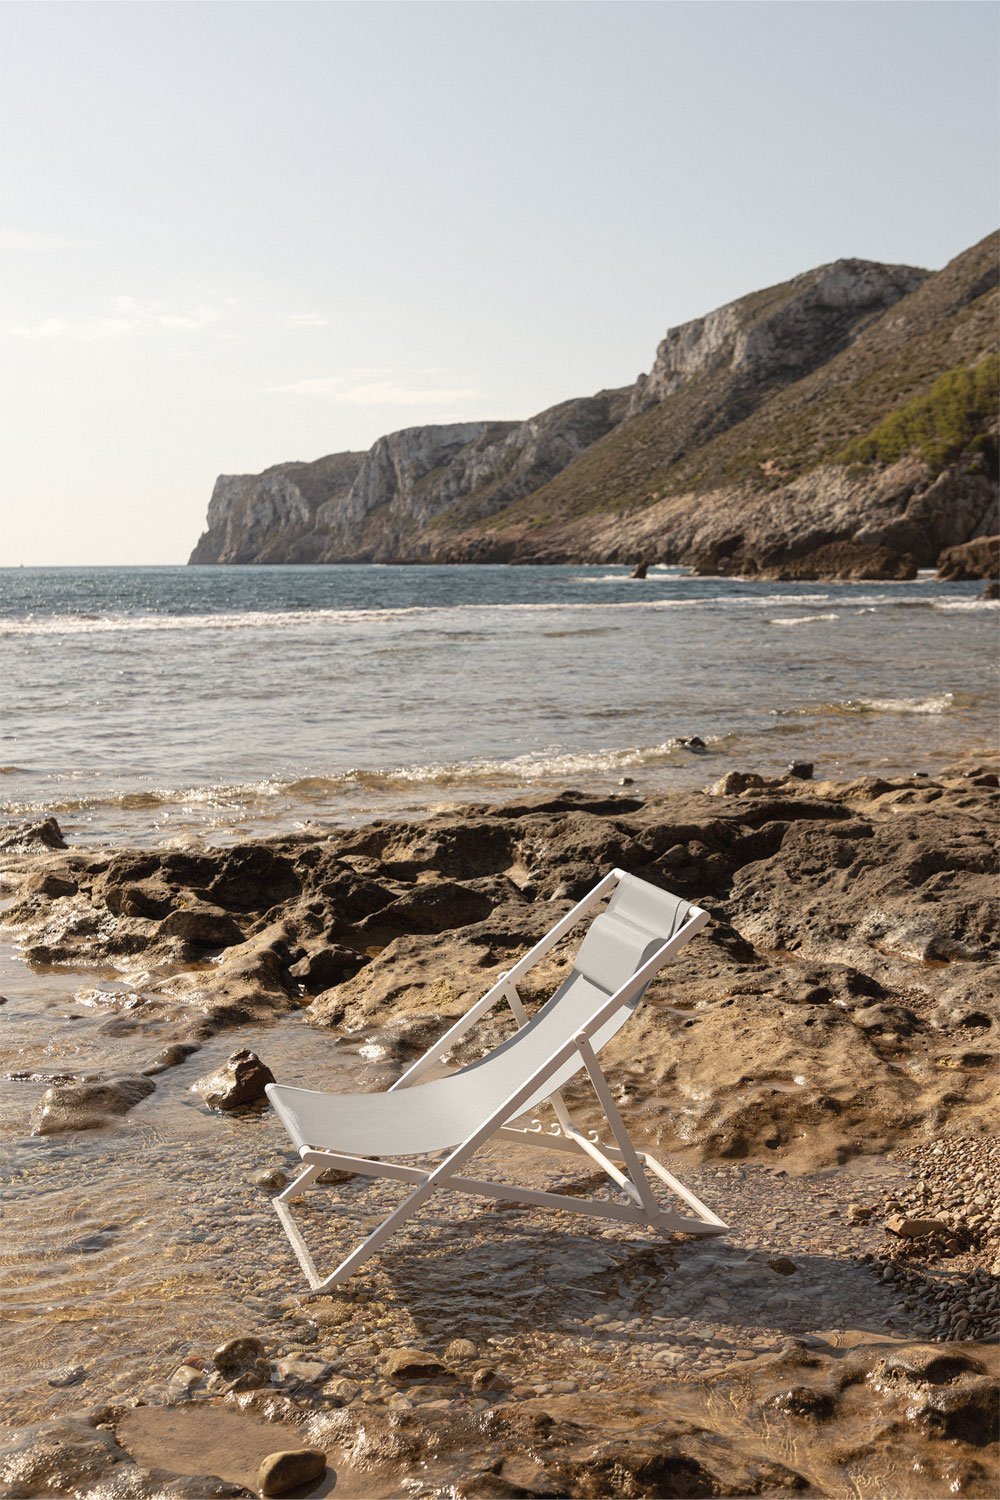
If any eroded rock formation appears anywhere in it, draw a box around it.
[3,761,997,1171]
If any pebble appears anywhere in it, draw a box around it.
[252,1167,289,1192]
[276,1355,332,1386]
[47,1365,86,1388]
[324,1375,361,1405]
[258,1448,326,1497]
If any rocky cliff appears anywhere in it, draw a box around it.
[189,232,999,574]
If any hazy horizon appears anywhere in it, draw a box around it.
[1,0,997,566]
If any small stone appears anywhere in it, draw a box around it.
[383,1347,452,1383]
[471,1366,509,1392]
[324,1375,361,1405]
[550,1378,578,1393]
[142,1042,201,1077]
[847,1202,875,1224]
[253,1167,289,1192]
[768,1257,798,1276]
[47,1365,86,1388]
[445,1338,478,1362]
[276,1355,332,1386]
[885,1215,952,1239]
[787,761,814,780]
[258,1448,326,1497]
[193,1049,274,1111]
[167,1364,205,1396]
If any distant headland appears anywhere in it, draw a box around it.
[189,232,999,581]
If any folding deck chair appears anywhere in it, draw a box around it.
[266,869,727,1293]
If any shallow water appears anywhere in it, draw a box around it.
[1,564,996,845]
[0,936,918,1425]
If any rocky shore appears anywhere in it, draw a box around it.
[0,759,997,1496]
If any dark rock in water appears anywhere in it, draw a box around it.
[158,904,244,948]
[0,816,66,853]
[258,1448,326,1496]
[937,535,1000,581]
[978,579,1000,600]
[30,1075,155,1135]
[141,1041,201,1076]
[769,1386,835,1419]
[193,1050,274,1110]
[787,761,814,780]
[630,561,648,579]
[213,1335,272,1390]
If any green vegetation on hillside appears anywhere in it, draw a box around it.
[838,354,999,472]
[453,232,998,539]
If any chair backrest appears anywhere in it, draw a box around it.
[452,873,697,1118]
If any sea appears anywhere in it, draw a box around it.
[1,563,996,847]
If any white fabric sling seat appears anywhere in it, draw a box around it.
[266,869,728,1292]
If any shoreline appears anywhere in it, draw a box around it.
[0,754,997,1495]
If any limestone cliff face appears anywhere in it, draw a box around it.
[628,260,926,415]
[189,452,365,565]
[191,392,629,564]
[189,233,998,572]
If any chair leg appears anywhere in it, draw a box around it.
[272,1165,444,1295]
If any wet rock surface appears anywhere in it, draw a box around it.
[257,1447,326,1496]
[0,757,997,1495]
[193,1050,275,1111]
[30,1074,156,1135]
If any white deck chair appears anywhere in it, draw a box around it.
[266,869,727,1293]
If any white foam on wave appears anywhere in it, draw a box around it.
[0,597,749,636]
[768,612,840,626]
[784,693,955,719]
[0,737,720,820]
[933,598,999,612]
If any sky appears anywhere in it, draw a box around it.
[1,1,997,566]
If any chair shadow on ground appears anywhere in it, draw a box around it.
[293,1190,939,1358]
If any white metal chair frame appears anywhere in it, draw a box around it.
[271,868,727,1293]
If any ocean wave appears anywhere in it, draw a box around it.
[782,693,955,719]
[933,598,999,612]
[0,737,722,820]
[768,613,840,626]
[0,591,864,637]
